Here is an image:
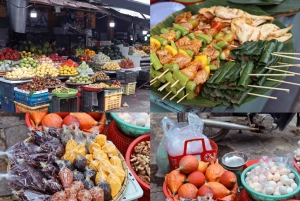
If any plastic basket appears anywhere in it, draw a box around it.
[241,164,300,201]
[14,97,49,107]
[52,88,78,98]
[110,113,150,137]
[126,134,150,201]
[0,82,24,99]
[81,90,105,112]
[122,82,136,96]
[138,70,150,81]
[106,120,136,156]
[14,91,49,103]
[167,138,218,170]
[116,71,136,84]
[104,92,122,111]
[52,96,79,112]
[14,101,49,113]
[0,96,15,112]
[105,88,123,96]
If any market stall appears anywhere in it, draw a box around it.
[151,113,300,201]
[0,0,150,113]
[150,0,300,113]
[0,112,150,201]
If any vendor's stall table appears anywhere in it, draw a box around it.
[81,90,105,112]
[52,96,79,112]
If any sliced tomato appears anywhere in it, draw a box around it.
[211,22,223,32]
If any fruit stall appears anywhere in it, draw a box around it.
[1,111,150,201]
[154,113,300,201]
[0,46,150,113]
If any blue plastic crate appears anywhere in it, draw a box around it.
[14,91,49,103]
[14,97,49,107]
[0,96,15,112]
[0,82,24,99]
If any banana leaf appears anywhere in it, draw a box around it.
[256,0,300,15]
[150,0,294,107]
[227,0,282,6]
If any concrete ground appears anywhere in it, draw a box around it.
[110,88,150,112]
[150,113,300,200]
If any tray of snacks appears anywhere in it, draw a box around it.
[52,86,78,98]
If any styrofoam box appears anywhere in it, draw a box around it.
[14,87,48,94]
[122,167,144,200]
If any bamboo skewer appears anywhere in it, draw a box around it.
[171,80,179,87]
[157,69,169,79]
[268,64,300,68]
[271,53,300,61]
[265,67,300,76]
[267,78,300,86]
[249,74,295,76]
[158,82,170,91]
[177,93,189,103]
[150,81,157,86]
[247,92,277,100]
[162,91,172,100]
[176,86,185,94]
[248,85,289,92]
[273,52,300,55]
[150,76,158,83]
[170,93,178,100]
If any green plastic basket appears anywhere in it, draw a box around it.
[52,88,78,98]
[110,113,150,138]
[241,164,300,201]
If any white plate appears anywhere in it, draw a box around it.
[150,2,185,28]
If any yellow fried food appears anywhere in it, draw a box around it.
[76,143,86,156]
[102,142,118,156]
[98,158,112,174]
[111,165,126,183]
[89,160,100,170]
[85,154,93,165]
[107,173,122,198]
[95,169,108,184]
[95,134,107,146]
[109,156,122,167]
[93,149,109,161]
[62,151,76,163]
[88,142,102,154]
[65,139,77,152]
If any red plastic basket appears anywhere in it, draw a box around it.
[106,120,136,157]
[167,138,218,170]
[294,158,300,172]
[125,134,150,201]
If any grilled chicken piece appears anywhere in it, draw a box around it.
[210,60,220,68]
[267,33,293,42]
[179,22,193,32]
[202,45,220,61]
[198,6,216,22]
[194,84,202,98]
[194,68,209,85]
[150,42,159,54]
[231,18,293,43]
[171,52,192,69]
[213,17,231,27]
[160,30,177,43]
[181,61,203,80]
[175,12,192,23]
[175,37,202,55]
[156,49,172,65]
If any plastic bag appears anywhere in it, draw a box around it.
[109,156,122,167]
[19,152,54,168]
[77,189,93,201]
[259,153,294,169]
[85,154,93,165]
[94,134,107,147]
[43,126,62,139]
[50,191,67,201]
[40,162,59,179]
[83,177,95,190]
[54,159,75,171]
[102,142,118,157]
[88,142,102,154]
[29,130,60,145]
[109,165,125,183]
[89,160,100,171]
[74,155,87,172]
[15,189,51,201]
[7,163,46,192]
[156,113,211,177]
[89,187,104,201]
[43,178,63,194]
[59,167,74,189]
[96,181,112,201]
[107,173,121,198]
[84,167,96,181]
[73,169,85,181]
[60,125,75,146]
[92,149,109,162]
[40,141,65,158]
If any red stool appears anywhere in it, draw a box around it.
[106,120,135,157]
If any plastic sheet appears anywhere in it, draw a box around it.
[15,189,51,201]
[89,187,104,201]
[40,162,59,179]
[40,141,65,158]
[77,189,93,201]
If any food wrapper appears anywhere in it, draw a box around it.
[62,151,77,164]
[109,156,122,167]
[29,130,60,145]
[77,189,93,201]
[76,143,87,156]
[94,134,107,147]
[89,160,100,171]
[40,162,59,179]
[73,126,87,145]
[50,191,67,201]
[59,167,74,189]
[63,143,86,163]
[83,177,95,190]
[102,142,118,157]
[89,187,104,201]
[85,154,93,165]
[54,159,75,171]
[7,163,46,192]
[107,173,122,198]
[92,149,109,162]
[74,155,87,172]
[40,141,65,158]
[43,126,61,138]
[15,189,51,201]
[96,181,112,201]
[73,169,85,181]
[18,152,54,168]
[65,181,84,198]
[66,139,78,152]
[84,167,96,181]
[95,169,108,185]
[43,178,63,194]
[109,165,125,183]
[60,125,75,146]
[88,142,102,154]
[97,158,111,174]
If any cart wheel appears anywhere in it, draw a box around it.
[177,112,230,142]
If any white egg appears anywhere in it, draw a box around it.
[279,186,287,195]
[289,179,295,185]
[252,176,259,182]
[279,168,289,175]
[291,183,297,190]
[145,122,150,128]
[265,187,274,195]
[258,175,267,182]
[138,113,149,120]
[136,118,146,127]
[286,187,293,194]
[278,163,286,170]
[270,166,278,174]
[268,161,275,168]
[268,181,277,188]
[267,173,273,181]
[274,191,281,196]
[249,184,255,189]
[276,182,283,186]
[288,173,295,179]
[273,173,281,181]
[253,182,261,188]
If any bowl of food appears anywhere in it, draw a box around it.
[110,113,150,137]
[241,163,300,201]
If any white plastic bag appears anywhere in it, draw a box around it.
[165,113,212,157]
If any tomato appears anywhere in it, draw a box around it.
[211,22,223,32]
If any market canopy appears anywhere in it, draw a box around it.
[99,0,150,15]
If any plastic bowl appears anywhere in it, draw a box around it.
[125,134,150,199]
[110,113,150,137]
[241,164,300,201]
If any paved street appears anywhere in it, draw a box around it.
[150,113,300,200]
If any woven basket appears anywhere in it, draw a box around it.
[7,137,129,201]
